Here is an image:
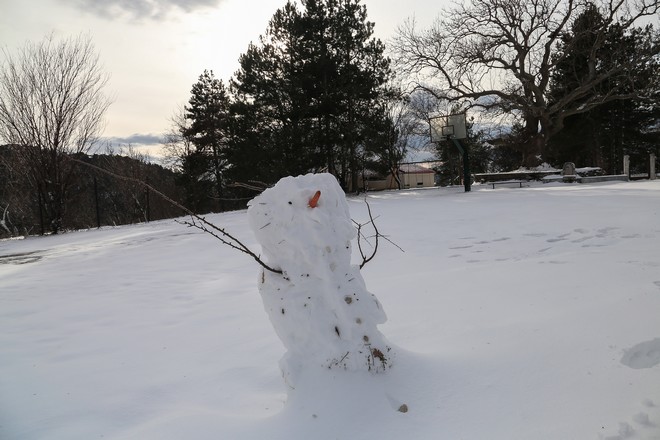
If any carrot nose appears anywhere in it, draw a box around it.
[308,190,321,208]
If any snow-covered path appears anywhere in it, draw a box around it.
[1,181,659,439]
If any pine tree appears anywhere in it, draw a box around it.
[304,0,393,190]
[231,3,321,182]
[548,7,660,173]
[230,0,395,190]
[184,70,231,211]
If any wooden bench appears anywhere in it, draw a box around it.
[489,180,525,189]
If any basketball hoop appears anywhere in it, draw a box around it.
[429,113,467,142]
[429,112,471,192]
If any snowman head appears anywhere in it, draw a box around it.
[247,173,356,276]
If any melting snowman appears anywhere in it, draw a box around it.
[248,173,393,387]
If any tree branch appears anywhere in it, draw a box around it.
[67,156,282,274]
[352,198,403,269]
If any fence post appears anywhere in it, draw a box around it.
[623,155,630,179]
[650,153,657,181]
[37,188,45,235]
[145,175,151,222]
[94,176,101,228]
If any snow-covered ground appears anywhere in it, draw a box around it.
[1,180,660,440]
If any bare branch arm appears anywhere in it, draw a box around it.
[68,156,282,274]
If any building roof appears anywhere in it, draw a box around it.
[399,163,436,174]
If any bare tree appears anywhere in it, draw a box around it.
[0,34,111,233]
[382,97,427,189]
[0,147,36,237]
[392,0,660,166]
[161,106,194,172]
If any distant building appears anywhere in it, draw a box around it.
[360,162,439,191]
[398,163,436,188]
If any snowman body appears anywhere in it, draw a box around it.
[247,173,392,386]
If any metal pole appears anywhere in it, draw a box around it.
[450,137,471,192]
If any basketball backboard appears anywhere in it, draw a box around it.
[430,113,467,142]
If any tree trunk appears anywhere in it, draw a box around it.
[519,116,537,168]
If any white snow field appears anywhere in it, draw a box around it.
[1,180,660,440]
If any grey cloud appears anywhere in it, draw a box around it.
[65,0,225,20]
[104,133,164,145]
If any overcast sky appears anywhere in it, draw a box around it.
[1,0,445,155]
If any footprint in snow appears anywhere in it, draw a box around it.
[0,251,44,265]
[620,338,660,369]
[595,226,620,238]
[571,236,595,243]
[546,232,573,242]
[632,412,654,427]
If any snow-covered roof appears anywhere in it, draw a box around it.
[399,163,436,174]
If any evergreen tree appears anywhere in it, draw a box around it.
[230,0,395,190]
[309,0,393,190]
[548,7,660,172]
[177,151,214,214]
[184,70,231,211]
